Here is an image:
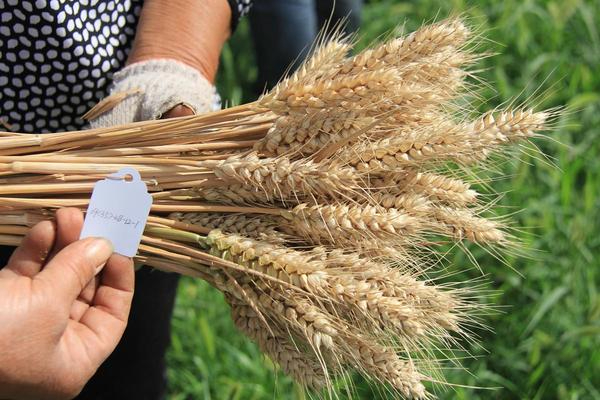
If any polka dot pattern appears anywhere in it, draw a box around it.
[0,0,252,133]
[0,0,143,132]
[228,0,252,30]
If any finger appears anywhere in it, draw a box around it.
[52,209,96,320]
[162,104,195,119]
[69,276,100,321]
[3,220,56,277]
[34,237,113,305]
[48,207,84,259]
[75,254,134,361]
[89,254,134,322]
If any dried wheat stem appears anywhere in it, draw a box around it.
[0,211,48,227]
[135,254,213,280]
[0,233,26,246]
[0,154,206,167]
[61,140,257,157]
[0,225,29,236]
[150,203,283,215]
[3,161,201,175]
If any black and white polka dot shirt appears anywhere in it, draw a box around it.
[0,0,252,133]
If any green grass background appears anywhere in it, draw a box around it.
[166,0,600,398]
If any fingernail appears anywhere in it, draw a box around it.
[85,238,113,275]
[95,262,107,275]
[85,237,113,258]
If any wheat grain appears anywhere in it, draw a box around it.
[260,68,402,116]
[342,109,547,170]
[282,203,424,246]
[243,278,429,398]
[171,212,284,240]
[229,300,328,389]
[202,153,356,202]
[189,184,273,205]
[255,113,374,157]
[335,18,470,77]
[283,39,352,86]
[389,172,479,206]
[206,229,328,289]
[431,207,507,244]
[206,229,461,343]
[325,251,461,332]
[343,335,427,399]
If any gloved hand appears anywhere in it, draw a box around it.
[88,59,220,127]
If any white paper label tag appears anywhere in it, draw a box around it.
[80,167,152,257]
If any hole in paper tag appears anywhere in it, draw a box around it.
[80,167,153,257]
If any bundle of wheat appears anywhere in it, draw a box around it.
[0,18,554,398]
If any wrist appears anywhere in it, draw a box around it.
[127,0,231,82]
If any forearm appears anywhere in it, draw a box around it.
[127,0,231,82]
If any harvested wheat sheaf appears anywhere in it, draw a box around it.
[0,18,555,399]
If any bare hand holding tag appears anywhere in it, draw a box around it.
[0,208,134,400]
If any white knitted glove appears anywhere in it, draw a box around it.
[88,59,220,127]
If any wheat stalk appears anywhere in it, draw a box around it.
[0,18,554,398]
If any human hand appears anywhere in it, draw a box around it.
[162,104,195,119]
[0,208,134,400]
[86,58,219,128]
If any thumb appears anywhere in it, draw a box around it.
[34,237,114,304]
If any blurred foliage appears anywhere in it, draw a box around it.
[168,1,600,398]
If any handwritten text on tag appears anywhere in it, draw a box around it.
[80,167,152,257]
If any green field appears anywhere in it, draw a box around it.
[166,1,600,398]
